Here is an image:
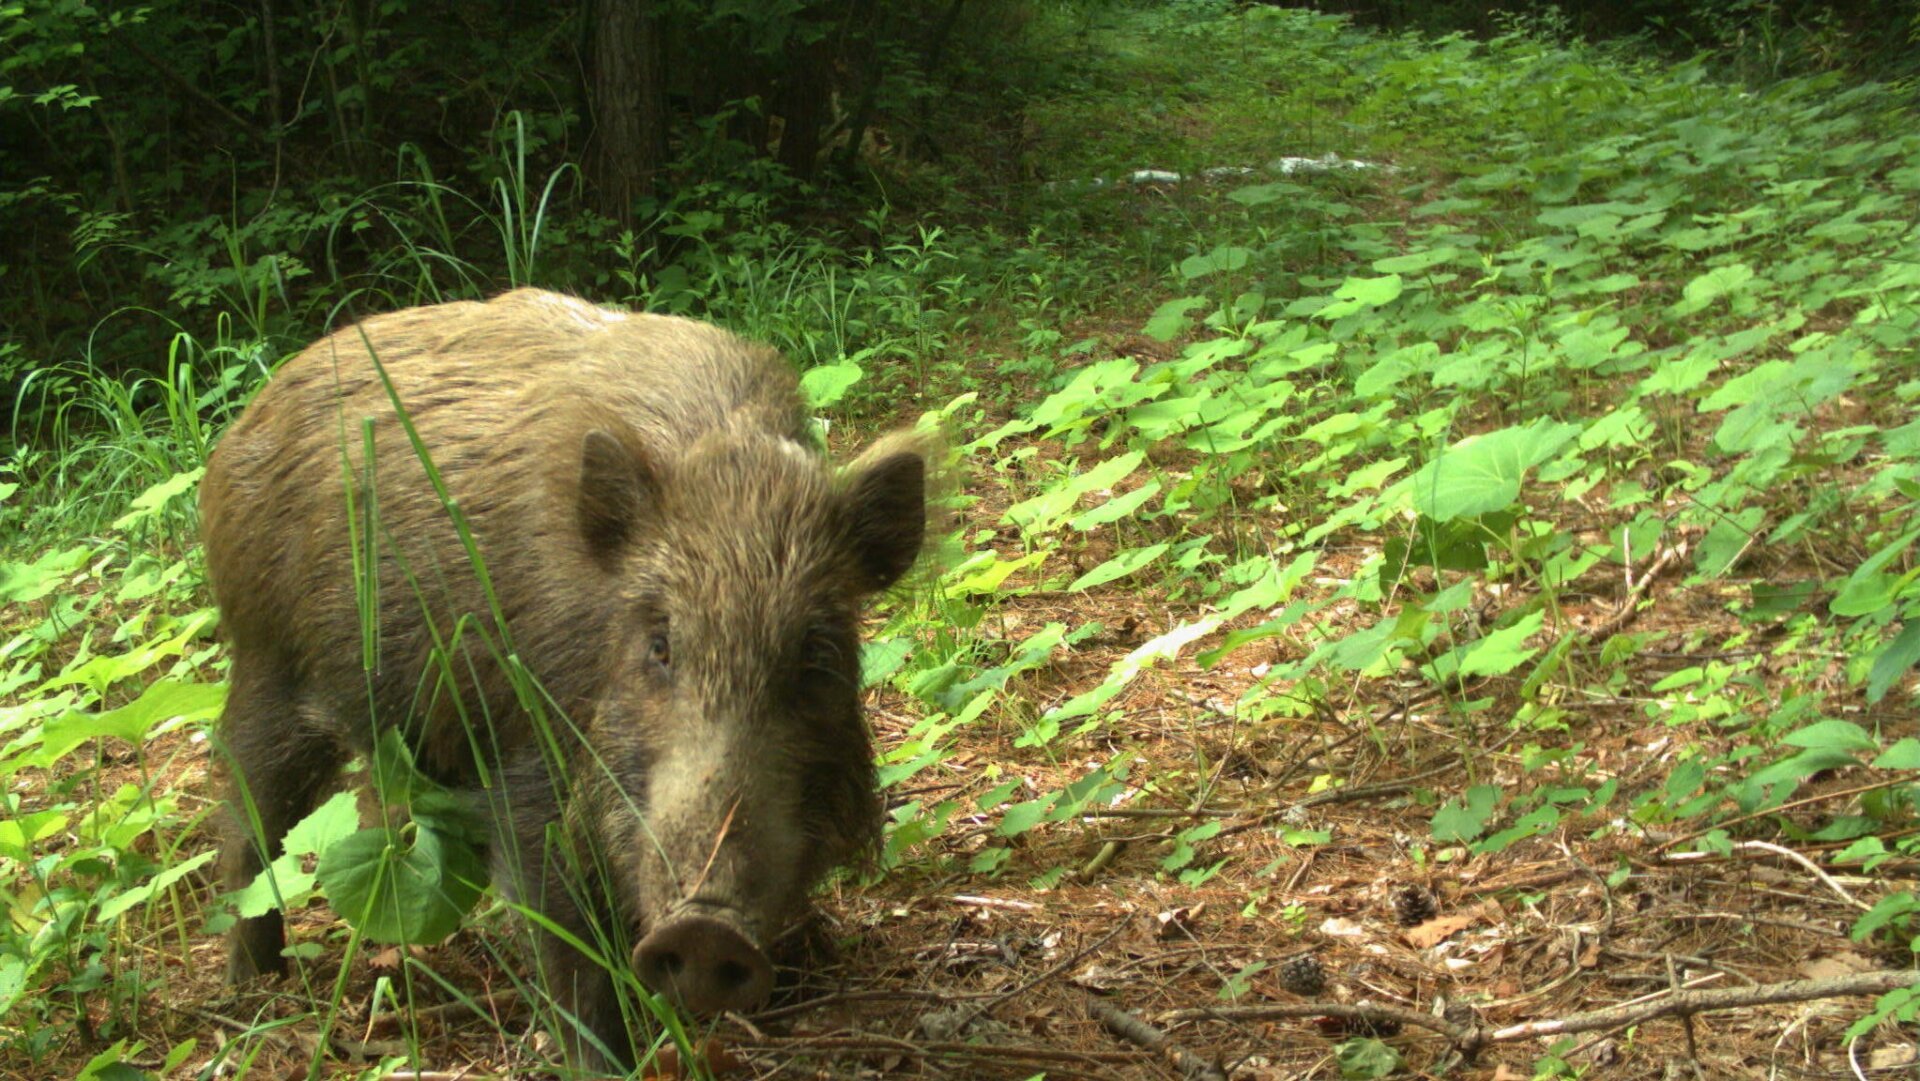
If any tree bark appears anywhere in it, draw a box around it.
[775,34,831,181]
[586,0,669,228]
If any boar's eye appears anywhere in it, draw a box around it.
[647,631,671,671]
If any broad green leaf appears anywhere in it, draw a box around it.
[1671,262,1757,315]
[1403,421,1578,521]
[1431,785,1501,844]
[1372,247,1463,274]
[111,468,206,530]
[230,790,362,918]
[1315,274,1404,320]
[1427,610,1546,682]
[1747,746,1862,790]
[0,544,92,604]
[1179,245,1253,281]
[1069,543,1170,592]
[944,551,1046,597]
[1143,296,1207,341]
[18,681,225,773]
[998,798,1048,837]
[1872,738,1920,769]
[0,954,26,1017]
[1868,623,1920,702]
[96,849,219,922]
[317,821,487,945]
[1782,720,1879,754]
[1226,182,1296,206]
[0,809,69,861]
[860,637,917,689]
[798,361,863,409]
[1694,506,1764,578]
[1071,480,1161,530]
[1004,451,1144,533]
[1334,1037,1402,1080]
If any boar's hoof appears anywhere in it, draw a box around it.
[634,913,774,1015]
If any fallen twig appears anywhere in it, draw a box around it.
[748,988,997,1023]
[737,1031,1139,1073]
[1585,543,1680,640]
[1661,841,1874,911]
[956,919,1132,1031]
[1484,969,1918,1044]
[1157,970,1920,1057]
[1090,998,1229,1081]
[1158,1000,1467,1041]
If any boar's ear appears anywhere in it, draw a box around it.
[577,429,655,566]
[843,439,927,592]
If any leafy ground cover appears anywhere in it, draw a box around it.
[3,6,1919,1080]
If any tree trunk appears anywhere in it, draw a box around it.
[775,35,831,182]
[586,0,668,228]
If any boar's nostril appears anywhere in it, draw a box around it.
[634,914,773,1015]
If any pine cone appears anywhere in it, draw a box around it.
[1279,952,1327,996]
[1393,884,1436,926]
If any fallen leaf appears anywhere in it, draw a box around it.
[1798,952,1875,980]
[1405,912,1479,949]
[1869,1044,1916,1070]
[1072,962,1127,991]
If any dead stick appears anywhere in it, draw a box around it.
[957,919,1131,1030]
[1090,999,1228,1081]
[1160,970,1919,1052]
[1485,970,1918,1043]
[1158,1000,1466,1042]
[739,1033,1139,1065]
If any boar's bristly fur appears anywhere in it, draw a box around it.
[201,288,926,1072]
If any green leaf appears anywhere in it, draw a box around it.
[1179,246,1253,281]
[1372,247,1463,274]
[798,360,863,409]
[230,790,362,918]
[998,798,1049,837]
[1004,451,1144,533]
[1428,610,1546,682]
[860,637,917,689]
[1068,543,1170,592]
[19,681,226,773]
[1671,262,1757,315]
[75,1040,152,1081]
[1871,738,1920,769]
[1071,480,1161,530]
[317,821,487,945]
[1693,506,1764,578]
[1747,747,1862,790]
[1334,1037,1402,1079]
[96,850,219,922]
[0,955,28,1018]
[1403,421,1578,521]
[1316,274,1404,320]
[1431,785,1501,844]
[1143,296,1207,342]
[1782,720,1879,754]
[111,468,205,530]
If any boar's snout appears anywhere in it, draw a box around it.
[633,910,774,1015]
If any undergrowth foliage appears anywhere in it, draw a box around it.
[2,5,1918,1078]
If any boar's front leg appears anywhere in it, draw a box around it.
[489,780,638,1073]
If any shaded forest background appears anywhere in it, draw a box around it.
[4,0,1918,409]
